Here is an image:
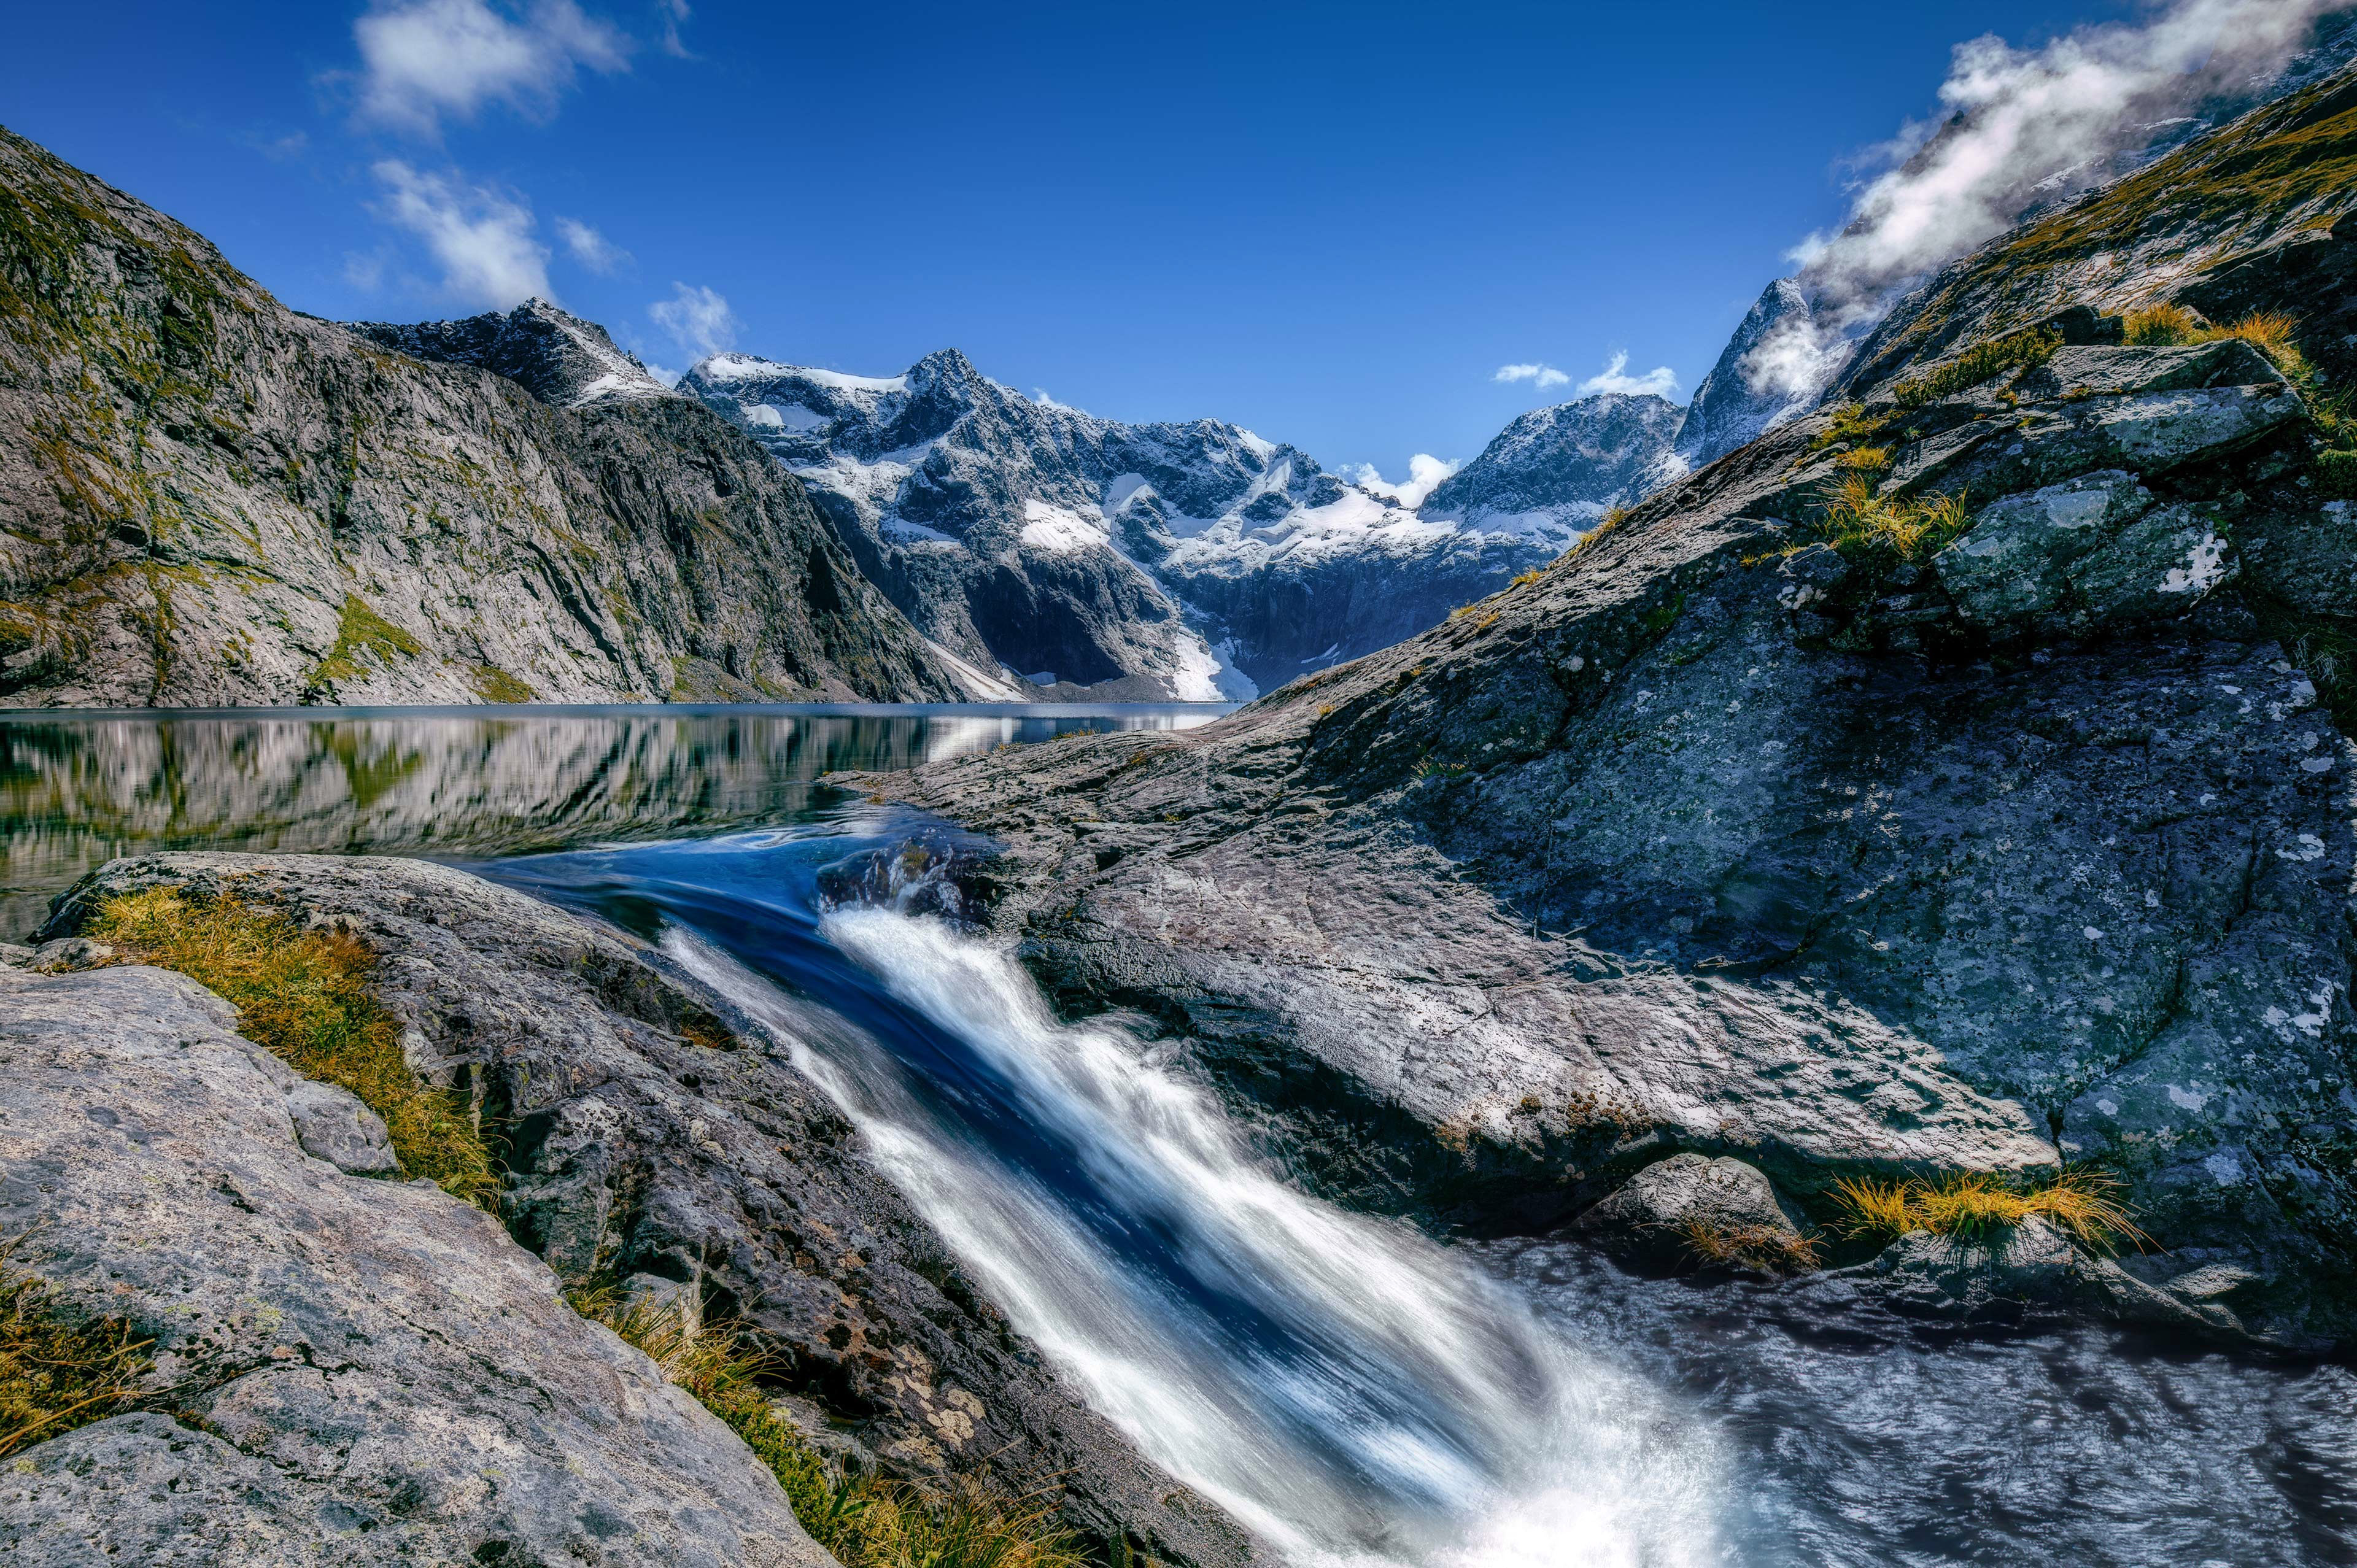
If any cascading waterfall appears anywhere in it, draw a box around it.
[668,903,1725,1567]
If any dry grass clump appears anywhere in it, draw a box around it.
[1832,1169,2149,1253]
[1891,326,2064,409]
[85,887,497,1207]
[1833,444,1892,474]
[2123,305,2310,379]
[573,1284,1083,1568]
[1812,473,1972,563]
[0,1235,154,1460]
[1673,1216,1823,1275]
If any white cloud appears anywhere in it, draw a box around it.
[657,0,692,57]
[1032,388,1087,414]
[649,282,739,358]
[556,216,629,273]
[1574,351,1681,399]
[1494,363,1570,389]
[352,0,630,137]
[1352,454,1460,508]
[368,160,550,308]
[1795,0,2350,341]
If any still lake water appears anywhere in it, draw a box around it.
[7,705,2355,1566]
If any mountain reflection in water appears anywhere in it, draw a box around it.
[0,703,1229,936]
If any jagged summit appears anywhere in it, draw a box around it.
[350,297,673,409]
[1423,392,1687,543]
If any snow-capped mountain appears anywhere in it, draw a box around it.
[1423,392,1687,539]
[682,348,1578,698]
[351,298,673,410]
[1671,280,1829,470]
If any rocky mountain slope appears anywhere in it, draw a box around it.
[1420,391,1686,537]
[0,126,963,708]
[26,853,1258,1567]
[848,70,2357,1346]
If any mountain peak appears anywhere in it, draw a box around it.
[349,299,672,410]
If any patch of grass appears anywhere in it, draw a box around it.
[309,595,424,687]
[1673,1216,1822,1276]
[1812,473,1972,563]
[2121,303,2204,345]
[84,888,498,1207]
[0,1235,154,1461]
[1832,1168,2149,1254]
[1509,568,1545,589]
[1808,402,1884,455]
[1562,506,1627,563]
[1833,445,1892,474]
[1891,327,2063,411]
[468,663,536,704]
[571,1284,1084,1568]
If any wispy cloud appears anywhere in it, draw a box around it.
[656,0,692,57]
[1032,388,1087,414]
[1494,363,1570,389]
[351,0,631,137]
[1574,352,1681,399]
[649,282,739,359]
[556,216,629,273]
[368,160,550,307]
[1749,0,2350,398]
[1352,454,1460,508]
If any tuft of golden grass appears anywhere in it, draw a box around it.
[1509,568,1546,589]
[1832,1168,2150,1254]
[0,1235,154,1461]
[573,1284,1085,1568]
[1891,326,2064,410]
[2124,304,2311,380]
[1833,445,1892,473]
[1812,473,1972,563]
[85,887,498,1207]
[1673,1216,1823,1276]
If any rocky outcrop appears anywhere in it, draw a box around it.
[844,322,2357,1344]
[34,853,1258,1568]
[0,958,834,1566]
[350,296,674,409]
[1571,1153,1811,1275]
[0,125,963,707]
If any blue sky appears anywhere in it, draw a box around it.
[0,1,2240,480]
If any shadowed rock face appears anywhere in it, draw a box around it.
[35,853,1259,1568]
[0,957,835,1568]
[0,125,962,708]
[846,325,2357,1344]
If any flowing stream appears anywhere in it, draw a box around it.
[9,708,2357,1566]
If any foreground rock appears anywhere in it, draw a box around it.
[0,960,832,1567]
[845,282,2357,1340]
[0,126,961,706]
[36,853,1257,1568]
[1571,1153,1813,1276]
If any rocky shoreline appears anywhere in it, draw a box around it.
[7,852,1257,1567]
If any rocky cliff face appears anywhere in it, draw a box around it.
[0,126,962,708]
[846,79,2357,1347]
[32,854,1258,1567]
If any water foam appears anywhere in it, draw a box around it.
[671,908,1722,1566]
